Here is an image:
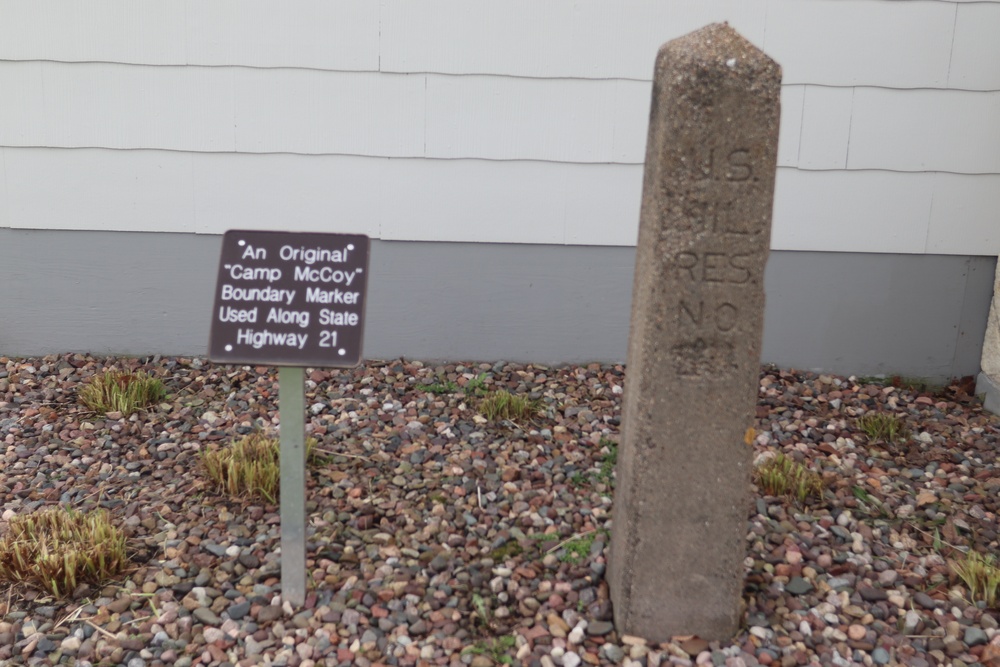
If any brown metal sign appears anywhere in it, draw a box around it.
[208,230,370,367]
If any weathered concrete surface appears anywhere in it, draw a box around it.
[609,23,781,641]
[977,262,1000,414]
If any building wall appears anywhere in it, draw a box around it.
[1,1,998,377]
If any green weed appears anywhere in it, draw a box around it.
[854,376,887,387]
[951,551,1000,608]
[489,541,523,561]
[851,485,891,520]
[856,413,909,444]
[78,369,166,417]
[529,533,559,543]
[462,633,516,665]
[596,438,618,487]
[418,380,458,395]
[0,507,129,598]
[479,390,540,423]
[755,453,824,504]
[200,432,319,503]
[466,373,489,396]
[559,529,608,565]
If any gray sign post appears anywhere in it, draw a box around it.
[208,229,370,606]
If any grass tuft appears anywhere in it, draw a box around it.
[78,369,166,417]
[0,507,129,598]
[462,634,516,664]
[755,453,824,504]
[856,412,909,444]
[951,551,1000,608]
[559,529,608,565]
[489,541,524,561]
[418,379,458,395]
[200,432,318,503]
[596,438,618,488]
[465,373,489,396]
[479,390,540,423]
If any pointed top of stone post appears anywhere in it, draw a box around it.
[661,22,777,67]
[656,23,780,100]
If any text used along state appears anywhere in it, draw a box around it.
[208,231,370,367]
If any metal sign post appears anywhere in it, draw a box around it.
[208,230,370,607]
[278,366,306,605]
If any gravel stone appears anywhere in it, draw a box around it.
[784,578,812,595]
[192,607,222,626]
[227,601,251,620]
[964,626,988,646]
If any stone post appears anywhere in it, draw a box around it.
[608,23,781,642]
[977,264,1000,414]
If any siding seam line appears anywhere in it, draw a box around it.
[1,146,999,177]
[1,61,998,92]
[945,3,960,87]
[924,173,938,254]
[843,88,856,169]
[796,87,806,166]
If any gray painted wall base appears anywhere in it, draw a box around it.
[978,372,1000,415]
[0,229,994,381]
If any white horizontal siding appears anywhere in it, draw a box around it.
[3,0,994,90]
[380,160,643,246]
[0,0,189,64]
[3,148,196,233]
[771,170,1000,255]
[387,0,964,88]
[234,69,425,156]
[0,1,997,256]
[847,88,1000,173]
[0,0,379,70]
[771,170,934,254]
[796,87,854,170]
[3,148,997,256]
[380,0,769,80]
[184,0,379,69]
[0,149,640,245]
[423,76,648,163]
[5,62,996,175]
[949,4,1000,90]
[762,0,956,88]
[0,62,236,151]
[926,173,1000,255]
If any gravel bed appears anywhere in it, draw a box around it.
[0,354,999,667]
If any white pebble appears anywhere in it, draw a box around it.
[203,627,225,643]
